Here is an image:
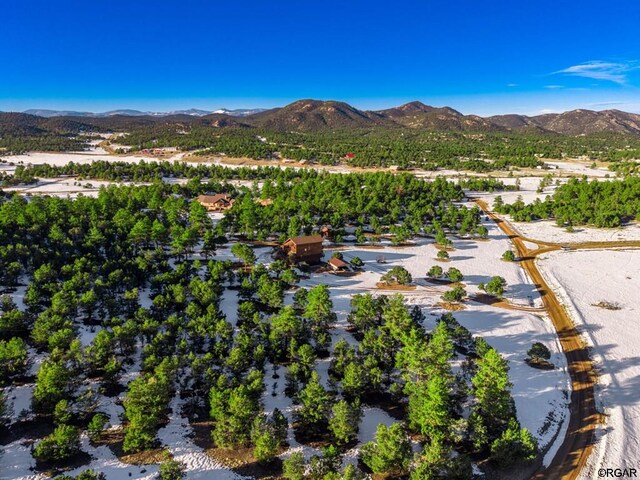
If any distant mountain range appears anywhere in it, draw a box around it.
[23,108,267,118]
[5,99,640,136]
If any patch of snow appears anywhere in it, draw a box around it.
[158,396,240,479]
[0,439,45,480]
[537,249,640,477]
[357,407,396,444]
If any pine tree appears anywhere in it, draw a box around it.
[32,359,72,415]
[252,425,279,463]
[445,267,463,282]
[297,371,331,430]
[490,417,538,467]
[230,243,256,266]
[424,321,454,379]
[212,385,260,447]
[347,293,379,331]
[123,372,173,453]
[361,423,412,475]
[0,336,28,382]
[382,294,414,342]
[427,265,444,279]
[436,249,449,261]
[484,276,507,297]
[328,400,362,444]
[341,360,367,399]
[33,424,81,463]
[411,436,473,479]
[282,451,306,480]
[304,284,335,348]
[54,399,72,425]
[471,348,516,447]
[408,374,451,439]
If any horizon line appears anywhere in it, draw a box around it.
[2,98,637,118]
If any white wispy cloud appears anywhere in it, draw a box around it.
[545,85,564,89]
[554,60,637,85]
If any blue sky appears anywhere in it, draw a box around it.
[2,0,640,115]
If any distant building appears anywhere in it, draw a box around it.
[281,235,324,264]
[256,198,273,206]
[327,256,349,272]
[196,194,235,212]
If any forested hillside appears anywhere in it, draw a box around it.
[3,101,640,171]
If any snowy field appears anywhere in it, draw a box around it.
[2,177,150,198]
[536,249,640,479]
[510,219,640,244]
[0,150,188,172]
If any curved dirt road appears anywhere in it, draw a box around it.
[475,200,600,480]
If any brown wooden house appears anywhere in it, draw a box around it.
[281,234,323,264]
[196,194,235,212]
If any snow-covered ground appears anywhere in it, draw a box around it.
[536,249,640,478]
[62,435,160,480]
[511,220,640,244]
[506,220,640,243]
[476,177,640,243]
[2,177,150,198]
[0,151,187,171]
[544,160,612,178]
[156,396,239,479]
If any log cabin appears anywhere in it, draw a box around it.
[281,234,323,264]
[196,194,235,212]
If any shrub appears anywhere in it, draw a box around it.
[381,266,412,285]
[445,267,463,282]
[283,451,306,480]
[484,276,507,297]
[442,286,466,303]
[436,250,449,261]
[159,459,186,480]
[33,424,80,463]
[88,412,109,440]
[527,342,551,361]
[427,265,443,279]
[350,256,364,268]
[502,250,516,261]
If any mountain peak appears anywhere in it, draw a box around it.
[11,100,640,136]
[397,101,435,113]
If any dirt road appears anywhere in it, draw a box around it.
[475,200,600,480]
